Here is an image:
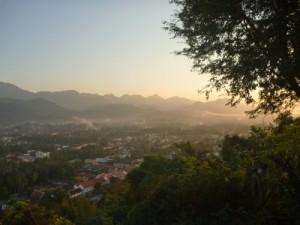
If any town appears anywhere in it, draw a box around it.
[0,121,249,210]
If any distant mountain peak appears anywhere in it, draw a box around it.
[147,94,164,100]
[103,94,116,97]
[0,81,195,110]
[121,94,143,98]
[0,82,34,100]
[0,81,16,86]
[0,81,28,91]
[0,82,263,125]
[37,90,79,95]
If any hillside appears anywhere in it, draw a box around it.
[0,97,72,124]
[0,82,194,110]
[0,82,260,125]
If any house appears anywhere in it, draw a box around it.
[27,150,36,156]
[69,159,81,164]
[5,153,17,160]
[107,165,117,171]
[95,157,108,163]
[68,188,82,198]
[19,154,35,162]
[95,156,113,164]
[84,159,95,164]
[132,158,144,167]
[114,163,129,169]
[36,151,50,159]
[31,189,45,201]
[95,173,112,185]
[74,180,96,195]
[112,170,127,180]
[104,142,115,150]
[95,173,105,180]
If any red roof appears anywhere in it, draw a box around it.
[80,179,96,188]
[31,190,45,200]
[96,173,105,179]
[105,173,113,180]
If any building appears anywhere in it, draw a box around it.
[73,180,96,195]
[36,151,50,159]
[68,188,82,198]
[31,189,45,201]
[95,173,112,185]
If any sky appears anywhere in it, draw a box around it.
[0,0,216,101]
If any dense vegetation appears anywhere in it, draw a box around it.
[1,112,300,225]
[96,113,300,225]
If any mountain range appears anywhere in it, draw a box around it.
[0,82,256,125]
[0,82,194,110]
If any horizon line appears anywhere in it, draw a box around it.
[0,81,225,102]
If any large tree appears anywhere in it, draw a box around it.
[165,0,300,116]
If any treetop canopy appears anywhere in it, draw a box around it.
[165,0,300,116]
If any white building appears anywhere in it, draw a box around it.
[73,180,96,195]
[36,151,50,159]
[95,157,108,163]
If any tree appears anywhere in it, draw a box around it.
[219,114,300,224]
[165,0,300,116]
[0,201,72,225]
[70,197,98,225]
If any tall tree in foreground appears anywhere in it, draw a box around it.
[165,0,300,116]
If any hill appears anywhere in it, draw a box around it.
[0,82,194,110]
[0,82,262,125]
[0,82,35,100]
[0,97,72,124]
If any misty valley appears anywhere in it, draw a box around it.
[0,82,299,225]
[1,111,300,225]
[0,82,269,127]
[0,114,250,223]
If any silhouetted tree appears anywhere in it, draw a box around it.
[165,0,300,116]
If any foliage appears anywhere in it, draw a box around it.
[89,113,300,225]
[165,0,300,116]
[0,201,72,225]
[0,157,75,197]
[220,113,300,224]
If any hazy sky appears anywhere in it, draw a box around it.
[0,0,215,100]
